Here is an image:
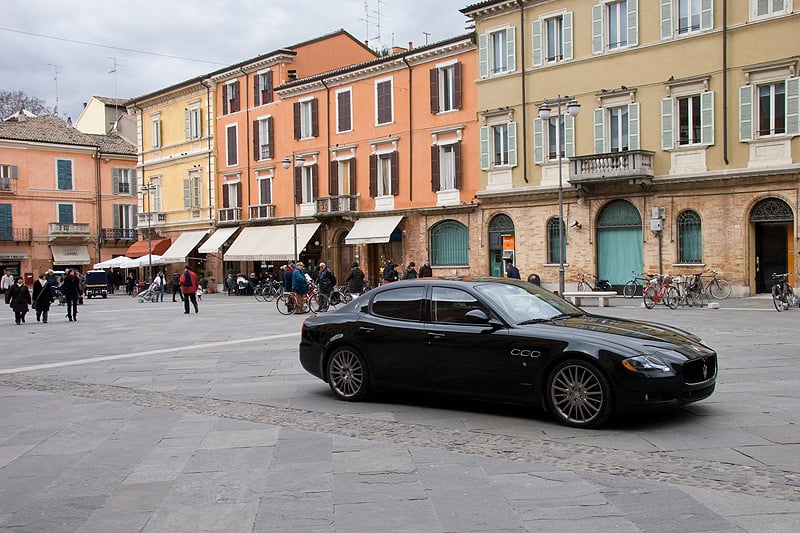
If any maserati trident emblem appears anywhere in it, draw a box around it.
[702,361,708,380]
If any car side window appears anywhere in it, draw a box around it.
[371,286,426,321]
[431,287,490,324]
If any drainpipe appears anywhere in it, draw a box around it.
[132,104,145,240]
[241,68,251,216]
[723,1,729,165]
[202,79,214,225]
[518,0,528,183]
[95,146,102,262]
[321,77,331,197]
[402,56,414,199]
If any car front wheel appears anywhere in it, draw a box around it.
[327,347,370,401]
[546,359,612,428]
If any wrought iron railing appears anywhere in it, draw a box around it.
[0,227,32,241]
[101,228,138,241]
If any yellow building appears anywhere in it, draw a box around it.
[463,0,799,295]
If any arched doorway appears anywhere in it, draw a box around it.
[751,198,795,293]
[335,230,354,281]
[488,214,515,277]
[597,200,643,288]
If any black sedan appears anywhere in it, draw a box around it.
[299,277,716,428]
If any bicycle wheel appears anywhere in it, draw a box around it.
[685,287,701,307]
[643,286,657,309]
[772,285,785,312]
[276,292,296,315]
[665,286,680,309]
[307,293,321,313]
[577,280,591,292]
[622,280,638,298]
[708,278,732,299]
[253,286,265,302]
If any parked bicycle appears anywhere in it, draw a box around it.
[642,274,679,309]
[699,269,732,299]
[253,279,281,302]
[770,272,797,312]
[576,273,614,292]
[677,272,706,307]
[622,271,647,298]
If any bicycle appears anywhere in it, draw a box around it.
[770,273,796,312]
[253,280,281,302]
[678,272,706,307]
[622,271,647,298]
[276,291,307,315]
[642,274,679,309]
[577,273,614,292]
[700,269,732,299]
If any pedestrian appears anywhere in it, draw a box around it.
[61,268,81,321]
[419,260,432,278]
[402,262,418,280]
[198,276,207,300]
[126,274,135,295]
[33,274,55,323]
[172,271,183,302]
[345,261,365,295]
[505,260,521,280]
[226,273,236,295]
[106,269,115,294]
[317,262,337,310]
[1,268,14,303]
[292,261,309,313]
[179,265,200,314]
[151,271,165,302]
[283,264,295,293]
[8,277,31,325]
[383,261,399,283]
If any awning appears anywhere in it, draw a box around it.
[51,245,91,265]
[345,215,404,245]
[224,223,321,261]
[198,227,239,254]
[125,238,171,258]
[159,230,208,263]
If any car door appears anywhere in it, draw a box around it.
[422,286,510,398]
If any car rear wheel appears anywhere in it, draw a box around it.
[546,359,612,428]
[327,347,369,401]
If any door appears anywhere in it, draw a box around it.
[751,198,794,293]
[597,200,643,288]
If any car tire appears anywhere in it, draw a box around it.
[546,359,612,429]
[327,347,370,401]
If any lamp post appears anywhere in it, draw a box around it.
[281,153,305,262]
[538,96,580,296]
[140,182,157,282]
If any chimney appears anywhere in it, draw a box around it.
[67,117,73,128]
[408,41,413,50]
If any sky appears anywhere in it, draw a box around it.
[1,0,473,122]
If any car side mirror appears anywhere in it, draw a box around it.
[465,309,503,331]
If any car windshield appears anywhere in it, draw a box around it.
[474,281,584,324]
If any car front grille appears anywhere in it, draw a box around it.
[683,355,717,384]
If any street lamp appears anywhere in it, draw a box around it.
[281,153,305,262]
[538,96,580,296]
[140,182,158,282]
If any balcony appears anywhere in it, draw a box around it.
[0,227,32,241]
[316,195,358,215]
[569,150,655,188]
[48,222,90,240]
[137,212,166,226]
[0,177,17,194]
[249,204,275,220]
[218,207,242,223]
[101,228,138,241]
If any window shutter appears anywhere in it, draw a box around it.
[232,81,240,113]
[531,19,543,67]
[661,97,674,150]
[222,84,229,114]
[294,166,302,204]
[293,102,301,140]
[430,67,440,113]
[453,62,462,109]
[454,142,462,190]
[311,165,318,201]
[184,109,191,141]
[113,206,120,229]
[10,165,18,178]
[700,91,715,144]
[390,152,399,196]
[628,102,640,150]
[431,145,441,192]
[786,77,800,136]
[479,126,490,170]
[57,160,72,190]
[253,120,260,161]
[236,183,242,209]
[660,0,673,40]
[700,0,714,31]
[369,154,378,197]
[183,178,191,209]
[131,168,138,193]
[260,177,271,205]
[627,0,639,47]
[563,12,573,61]
[311,98,319,137]
[594,108,606,153]
[592,4,604,55]
[349,158,356,194]
[112,168,120,194]
[329,160,339,195]
[265,71,274,104]
[565,114,575,158]
[479,33,489,78]
[58,203,73,224]
[739,85,754,142]
[266,116,274,159]
[222,184,229,208]
[533,118,545,164]
[506,26,516,72]
[253,75,260,107]
[507,122,517,167]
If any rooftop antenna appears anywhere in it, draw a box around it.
[48,63,65,116]
[361,0,385,51]
[107,57,124,127]
[423,32,431,45]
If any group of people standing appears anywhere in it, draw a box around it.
[4,268,82,325]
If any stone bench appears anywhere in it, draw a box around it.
[561,291,618,307]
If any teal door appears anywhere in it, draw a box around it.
[597,200,642,287]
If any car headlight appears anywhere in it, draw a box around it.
[622,355,672,374]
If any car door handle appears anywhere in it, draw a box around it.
[426,332,446,340]
[358,327,375,334]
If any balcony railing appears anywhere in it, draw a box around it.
[137,212,166,225]
[48,222,90,238]
[101,228,138,241]
[569,150,655,185]
[0,177,17,194]
[218,207,242,222]
[316,195,358,215]
[249,204,275,220]
[0,227,32,241]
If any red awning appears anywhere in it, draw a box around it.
[125,238,171,258]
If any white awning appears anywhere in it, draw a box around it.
[224,223,321,261]
[198,227,239,254]
[159,230,208,263]
[51,245,91,265]
[345,215,404,245]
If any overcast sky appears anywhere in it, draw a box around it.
[2,0,472,122]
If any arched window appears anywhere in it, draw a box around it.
[547,217,565,263]
[678,210,702,263]
[429,220,468,266]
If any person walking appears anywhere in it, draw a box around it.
[402,262,418,280]
[33,274,55,323]
[61,268,81,321]
[505,260,521,280]
[179,265,199,314]
[172,272,183,302]
[151,271,163,303]
[317,262,337,310]
[8,277,31,325]
[383,261,399,284]
[345,261,365,295]
[292,261,309,313]
[419,260,432,278]
[1,268,14,303]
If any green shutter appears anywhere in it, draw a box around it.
[58,203,73,224]
[628,103,640,150]
[700,91,715,145]
[533,118,544,164]
[531,20,542,67]
[592,4,603,55]
[562,12,573,61]
[479,126,490,170]
[479,34,489,78]
[57,159,72,190]
[660,0,673,40]
[0,204,12,241]
[112,167,120,194]
[628,0,639,47]
[565,114,575,158]
[739,85,753,142]
[661,97,674,150]
[507,122,517,167]
[594,108,605,153]
[701,0,714,31]
[506,27,516,72]
[786,77,800,136]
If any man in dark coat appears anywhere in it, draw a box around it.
[8,277,32,325]
[317,262,337,310]
[383,262,399,283]
[61,269,81,322]
[345,262,365,294]
[418,261,433,277]
[505,260,521,280]
[32,274,55,323]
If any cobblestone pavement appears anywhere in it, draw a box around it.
[1,292,799,532]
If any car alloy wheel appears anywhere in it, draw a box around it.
[327,347,369,401]
[547,359,611,428]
